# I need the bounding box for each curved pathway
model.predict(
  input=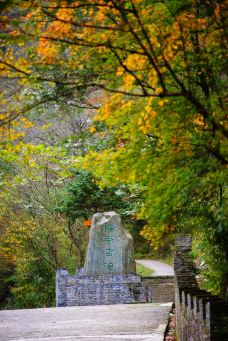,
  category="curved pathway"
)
[136,259,174,276]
